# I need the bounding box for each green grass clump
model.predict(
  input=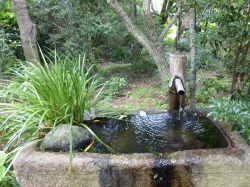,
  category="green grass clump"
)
[0,52,104,178]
